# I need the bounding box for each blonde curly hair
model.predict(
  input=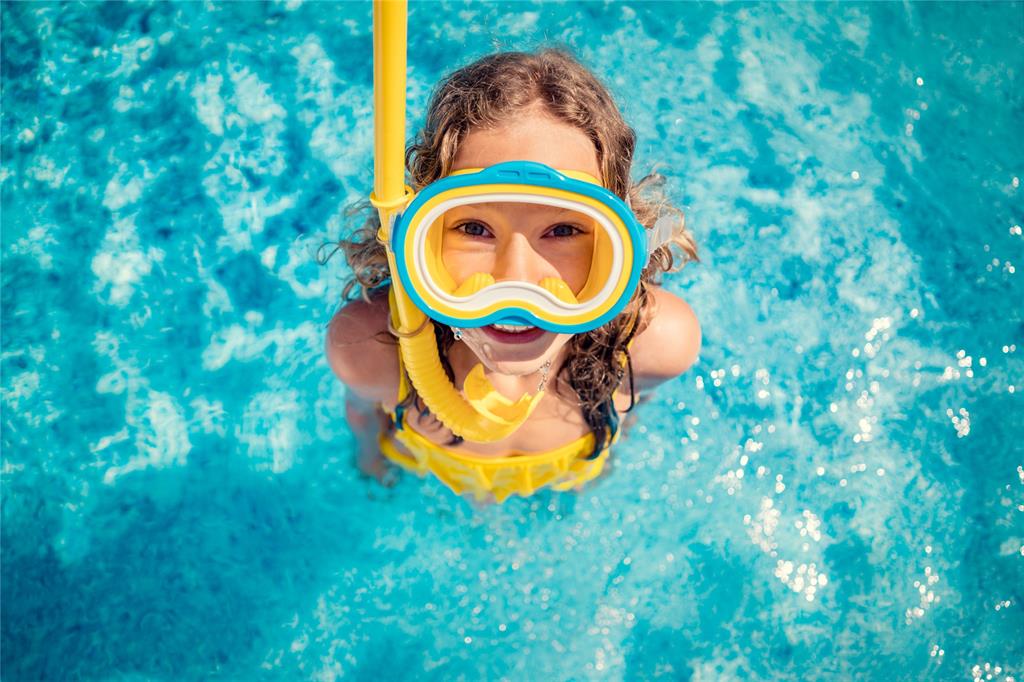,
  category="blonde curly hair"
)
[329,49,697,456]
